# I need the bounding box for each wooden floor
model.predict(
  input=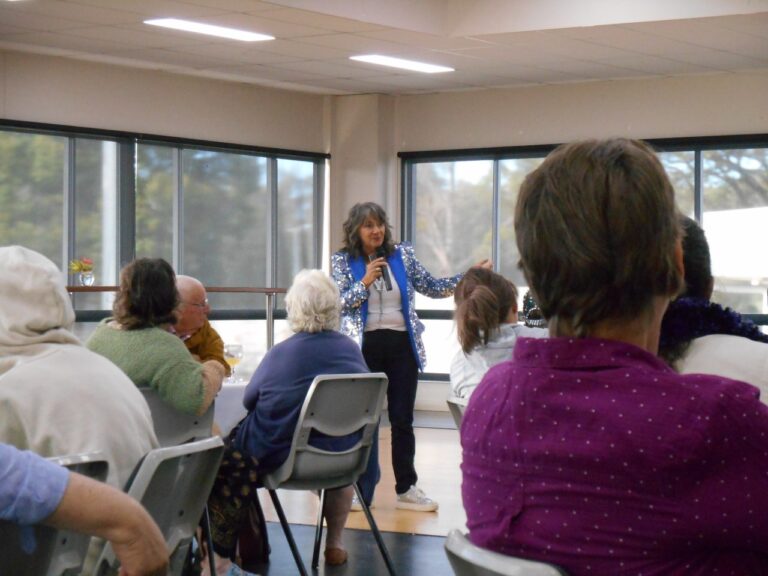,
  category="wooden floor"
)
[259,425,467,537]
